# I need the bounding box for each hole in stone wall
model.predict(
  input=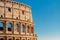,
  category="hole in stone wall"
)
[16,39,19,40]
[8,8,11,12]
[22,10,25,15]
[16,17,18,19]
[9,39,12,40]
[0,38,4,40]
